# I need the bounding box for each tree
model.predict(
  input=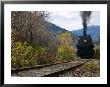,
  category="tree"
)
[56,32,76,61]
[11,11,48,43]
[11,11,57,49]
